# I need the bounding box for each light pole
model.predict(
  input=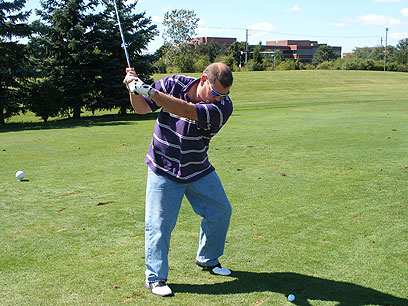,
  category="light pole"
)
[245,29,249,64]
[384,27,389,72]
